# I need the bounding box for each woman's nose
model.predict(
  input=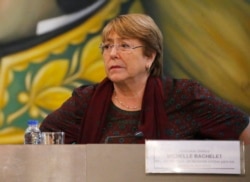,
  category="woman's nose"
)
[109,45,119,55]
